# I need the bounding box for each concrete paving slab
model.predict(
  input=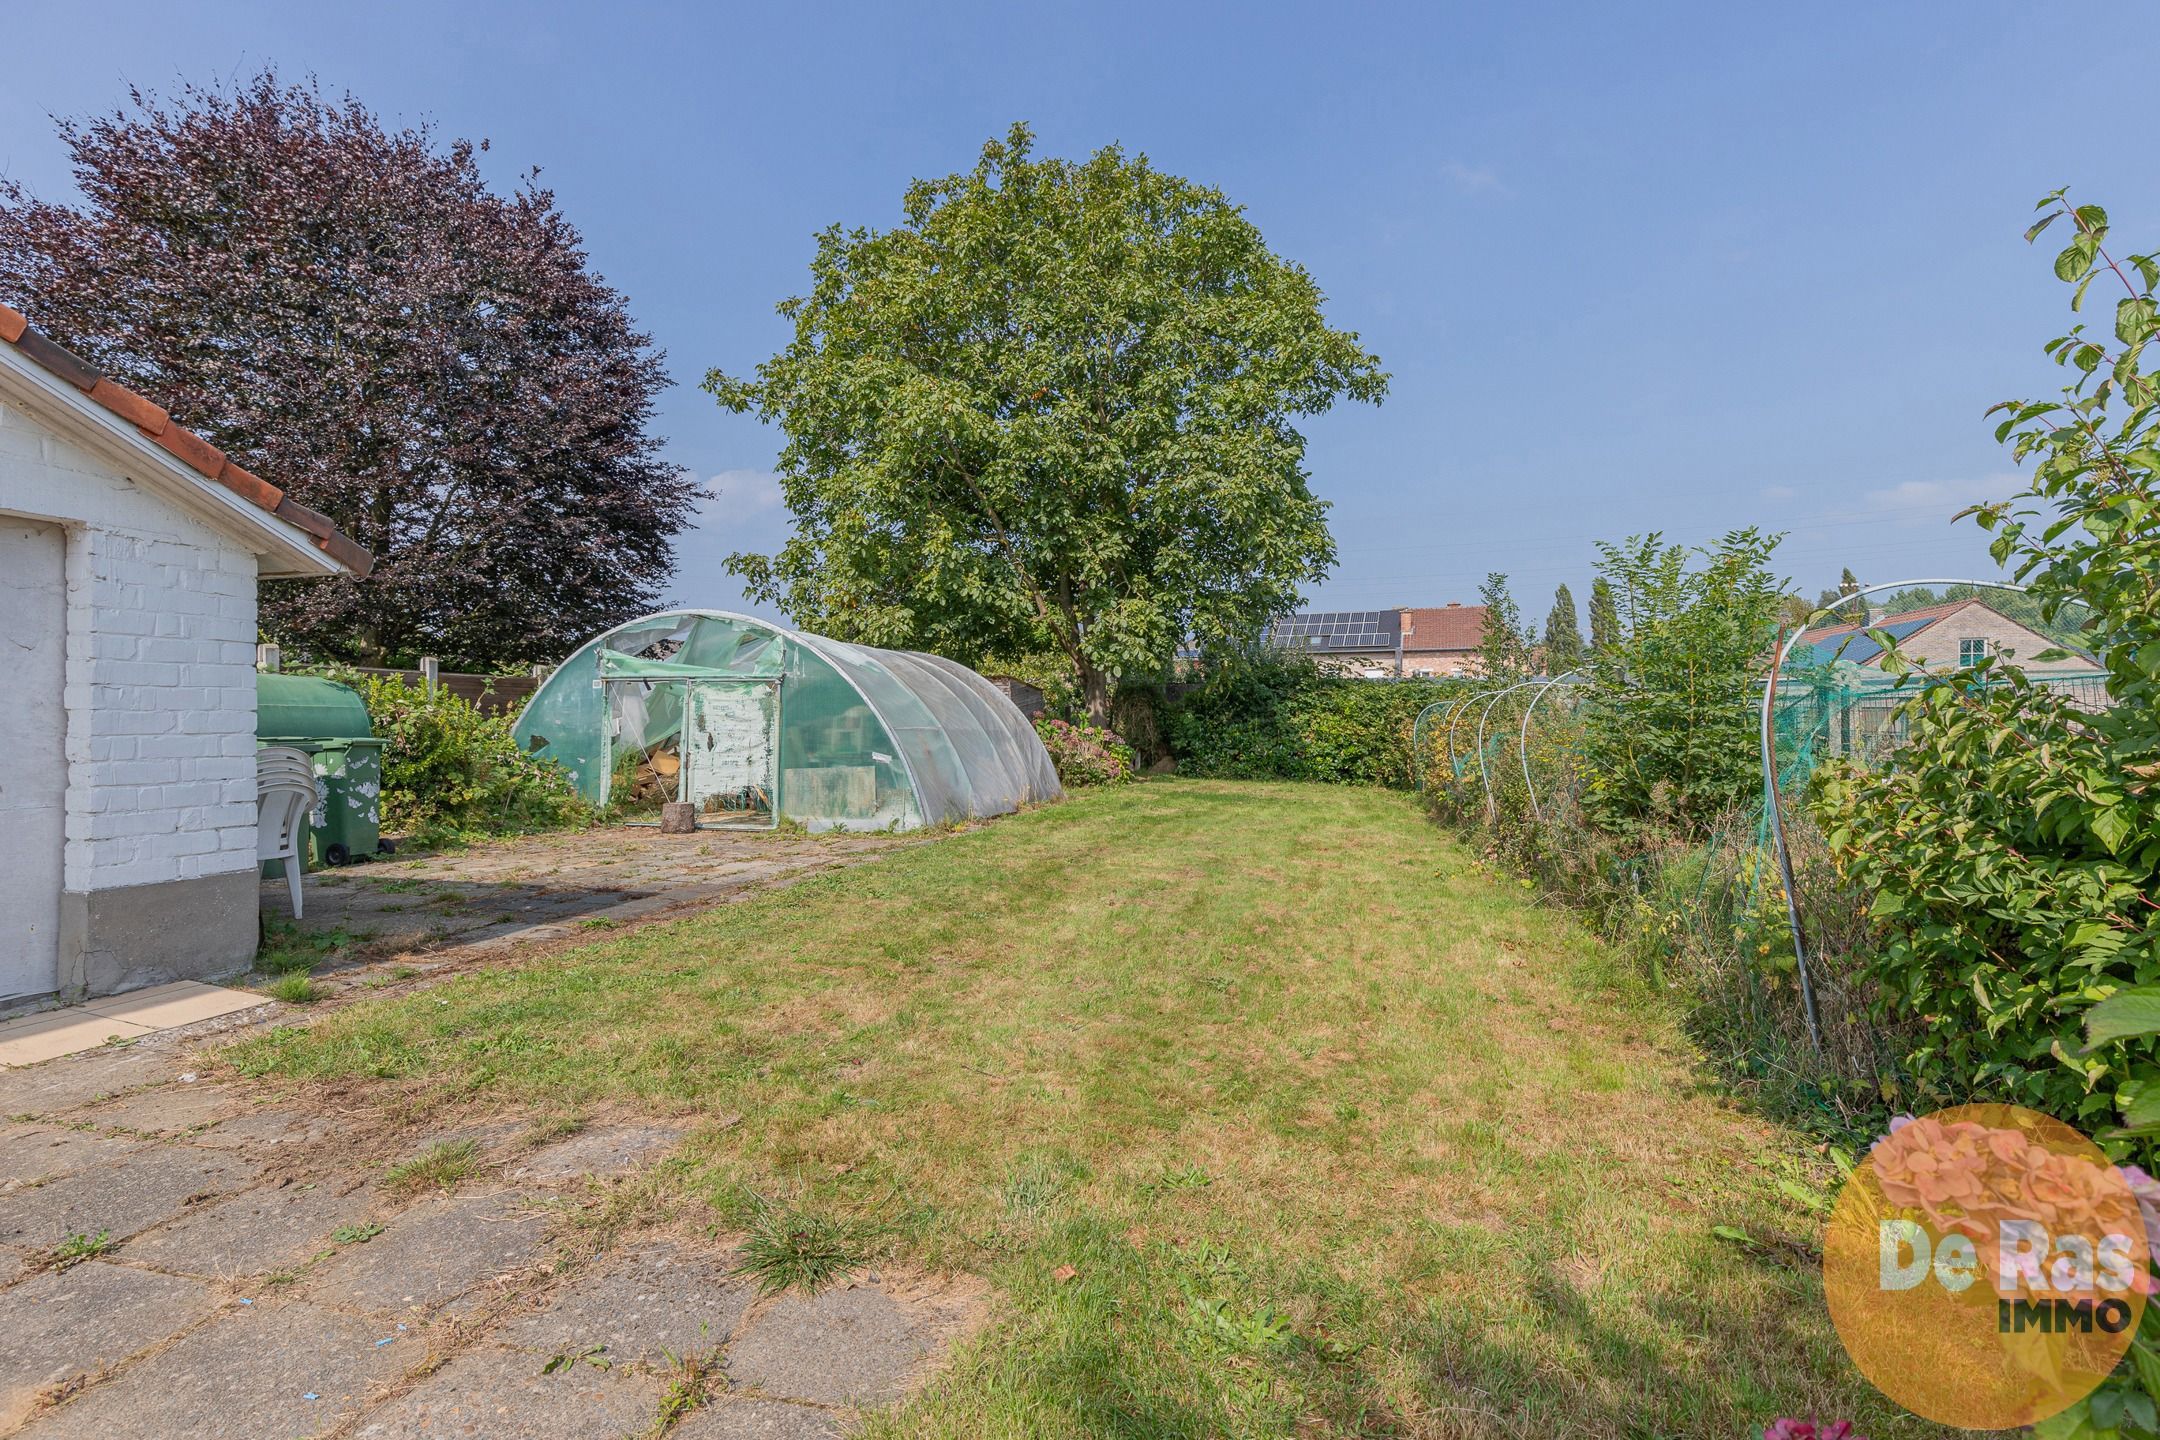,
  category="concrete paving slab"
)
[78,982,265,1031]
[0,1145,261,1249]
[0,1261,218,1429]
[121,1180,375,1279]
[506,1122,689,1183]
[308,1193,548,1319]
[492,1241,752,1366]
[0,1048,189,1118]
[725,1285,933,1406]
[0,1249,27,1289]
[0,1014,156,1069]
[76,1082,248,1137]
[351,1345,660,1438]
[190,1106,342,1150]
[669,1397,842,1439]
[0,1127,143,1189]
[16,1298,420,1439]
